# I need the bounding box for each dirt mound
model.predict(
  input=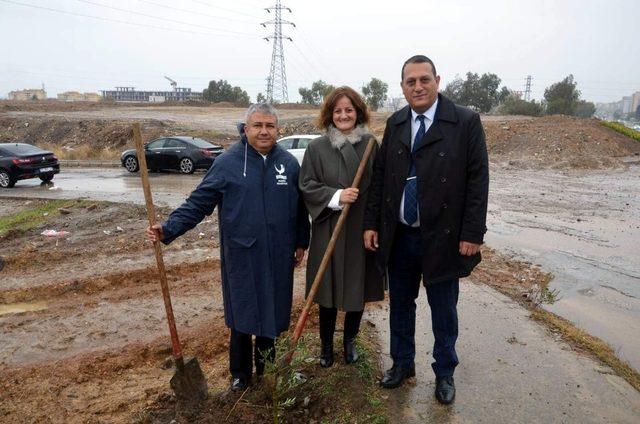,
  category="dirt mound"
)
[484,115,640,169]
[0,116,165,149]
[0,99,114,112]
[278,117,321,137]
[0,116,238,157]
[276,102,319,110]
